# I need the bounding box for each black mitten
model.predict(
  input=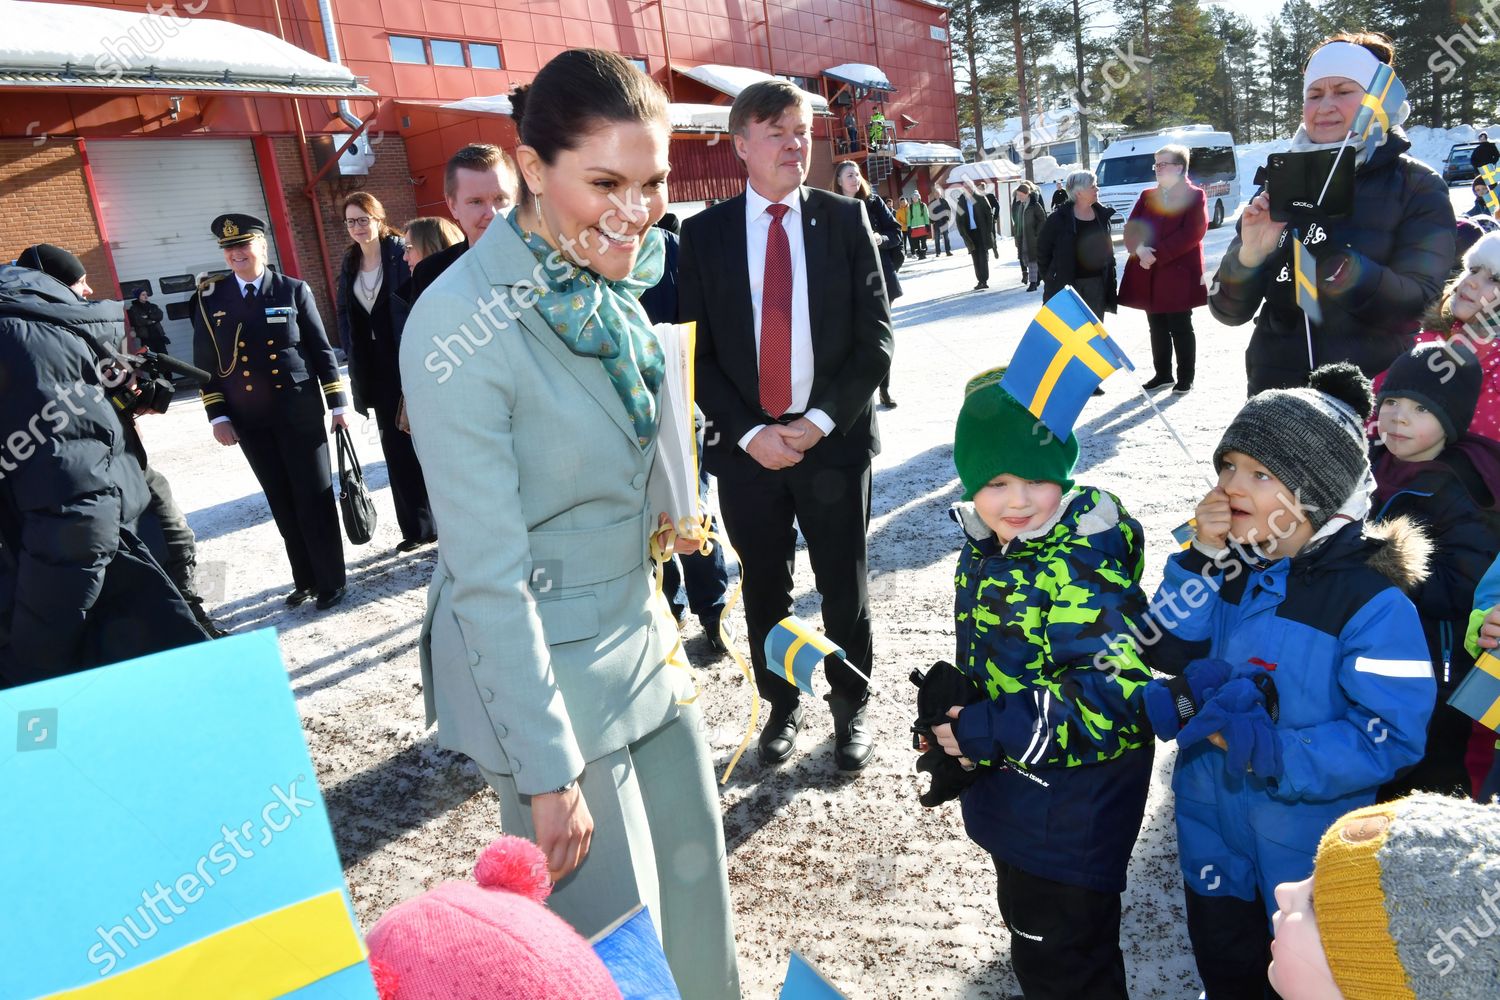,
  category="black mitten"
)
[916,746,978,807]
